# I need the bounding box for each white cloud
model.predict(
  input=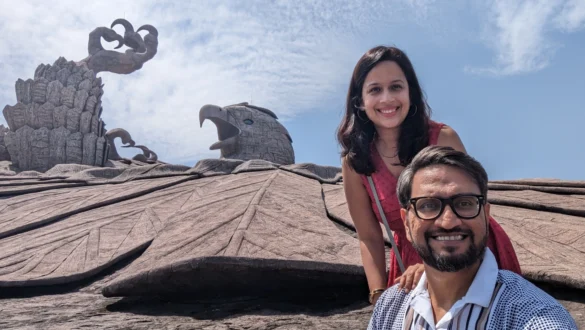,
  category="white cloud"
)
[554,0,585,32]
[1,0,442,165]
[2,0,580,165]
[467,0,585,76]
